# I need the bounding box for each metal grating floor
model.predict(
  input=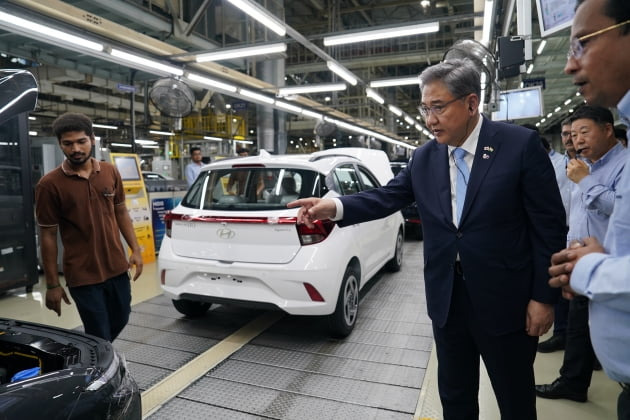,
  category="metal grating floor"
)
[115,239,433,419]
